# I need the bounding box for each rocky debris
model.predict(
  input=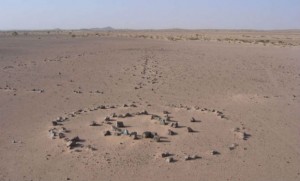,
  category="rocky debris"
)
[49,129,56,139]
[190,117,196,122]
[111,125,121,132]
[124,113,132,117]
[184,155,199,161]
[229,143,238,150]
[136,110,148,115]
[74,109,83,115]
[164,114,171,121]
[52,121,58,126]
[111,113,117,118]
[235,131,248,140]
[117,114,124,118]
[201,108,208,111]
[116,121,124,128]
[99,105,106,109]
[130,132,138,139]
[66,140,76,149]
[194,106,200,110]
[71,136,80,142]
[103,130,111,136]
[161,152,170,158]
[86,145,96,151]
[104,116,111,121]
[123,104,128,107]
[211,150,220,155]
[151,114,161,120]
[110,105,115,109]
[163,110,170,114]
[187,127,194,132]
[142,131,157,139]
[130,104,137,107]
[184,155,191,161]
[160,119,167,125]
[168,129,176,136]
[122,129,130,135]
[58,132,65,139]
[89,121,98,126]
[170,122,178,128]
[166,157,174,163]
[153,135,160,142]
